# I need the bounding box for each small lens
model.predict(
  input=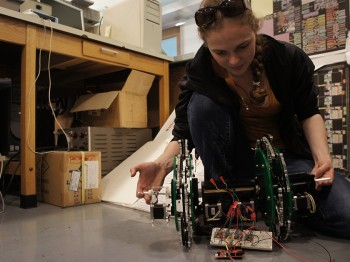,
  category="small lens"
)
[220,0,245,17]
[195,7,217,27]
